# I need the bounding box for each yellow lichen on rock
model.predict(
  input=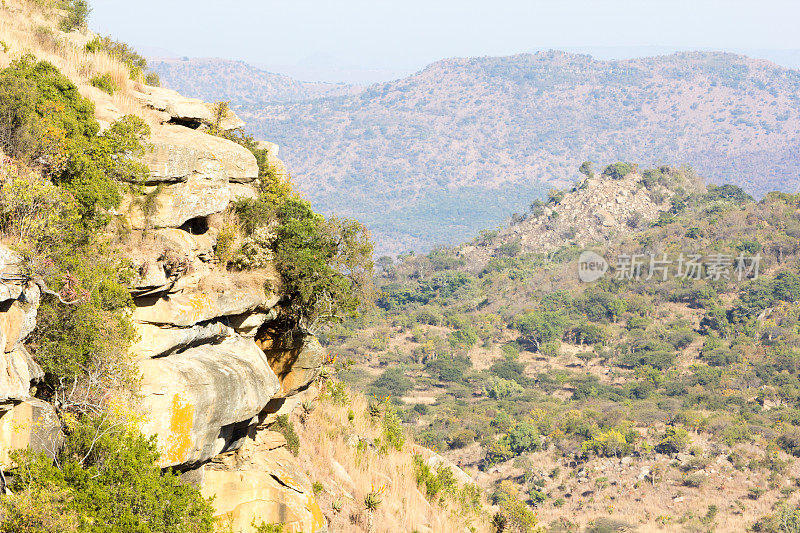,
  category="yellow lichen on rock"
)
[166,393,194,464]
